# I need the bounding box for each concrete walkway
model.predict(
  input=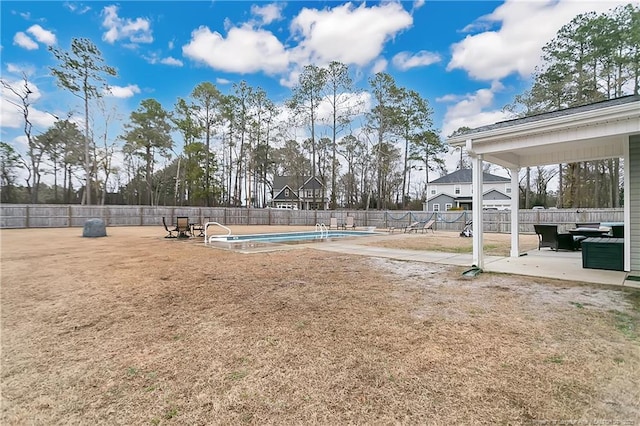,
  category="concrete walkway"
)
[315,240,639,289]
